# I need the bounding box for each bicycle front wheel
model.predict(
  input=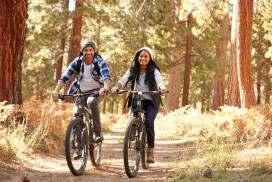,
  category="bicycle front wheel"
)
[123,117,140,178]
[141,124,149,169]
[89,122,102,166]
[65,118,87,176]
